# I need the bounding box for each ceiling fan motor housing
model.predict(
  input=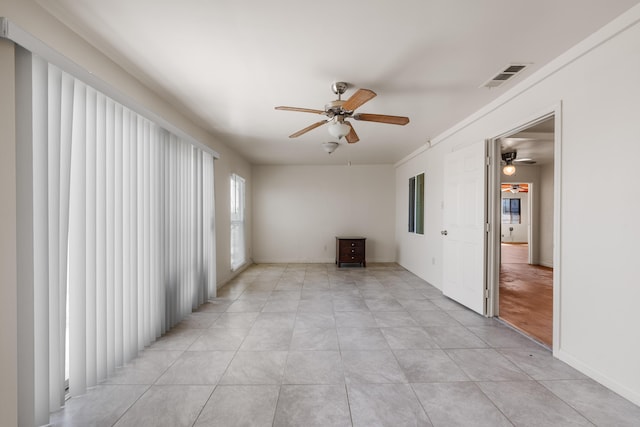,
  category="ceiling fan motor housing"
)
[325,100,345,116]
[327,82,351,117]
[502,151,517,163]
[331,81,348,96]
